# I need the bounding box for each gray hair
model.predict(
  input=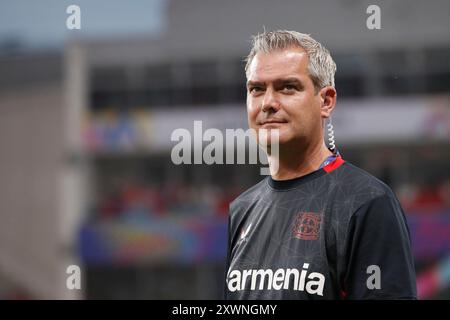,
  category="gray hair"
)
[245,30,337,90]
